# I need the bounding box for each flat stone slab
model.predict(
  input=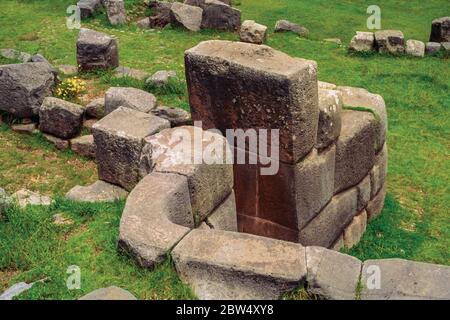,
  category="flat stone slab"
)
[202,191,237,231]
[12,189,52,208]
[316,88,342,150]
[79,286,136,300]
[66,180,128,203]
[105,87,157,115]
[70,135,96,159]
[361,259,450,300]
[172,229,307,300]
[306,246,362,300]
